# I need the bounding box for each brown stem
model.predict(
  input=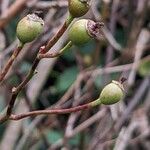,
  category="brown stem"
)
[0,44,23,83]
[38,41,73,59]
[0,112,8,123]
[6,92,18,117]
[14,58,39,93]
[45,15,73,51]
[9,103,91,121]
[14,17,73,92]
[0,14,74,124]
[38,51,63,59]
[0,59,39,124]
